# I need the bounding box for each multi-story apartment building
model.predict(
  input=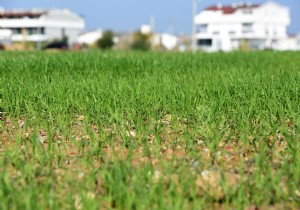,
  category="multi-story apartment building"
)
[0,7,85,47]
[194,1,291,51]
